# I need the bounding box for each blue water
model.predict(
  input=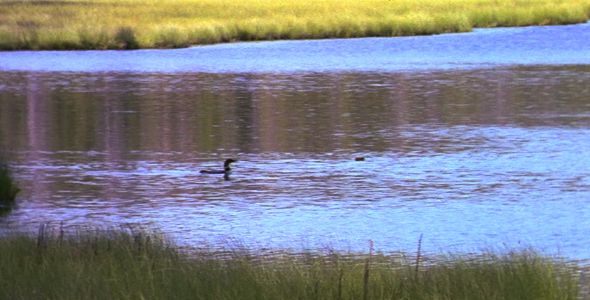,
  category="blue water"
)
[1,23,590,260]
